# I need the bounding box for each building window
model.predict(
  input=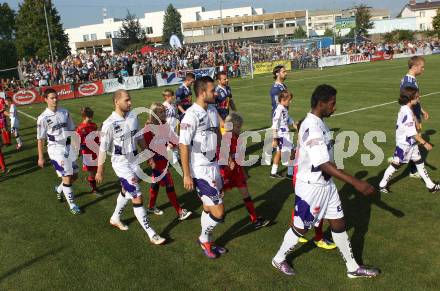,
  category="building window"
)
[419,11,425,17]
[146,27,153,34]
[234,26,243,32]
[267,23,274,29]
[105,32,112,39]
[244,26,253,31]
[286,22,296,27]
[90,33,97,41]
[276,22,284,28]
[420,23,425,30]
[113,31,120,38]
[83,34,89,41]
